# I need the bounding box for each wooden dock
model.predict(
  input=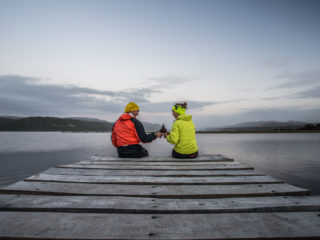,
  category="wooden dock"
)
[0,154,319,239]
